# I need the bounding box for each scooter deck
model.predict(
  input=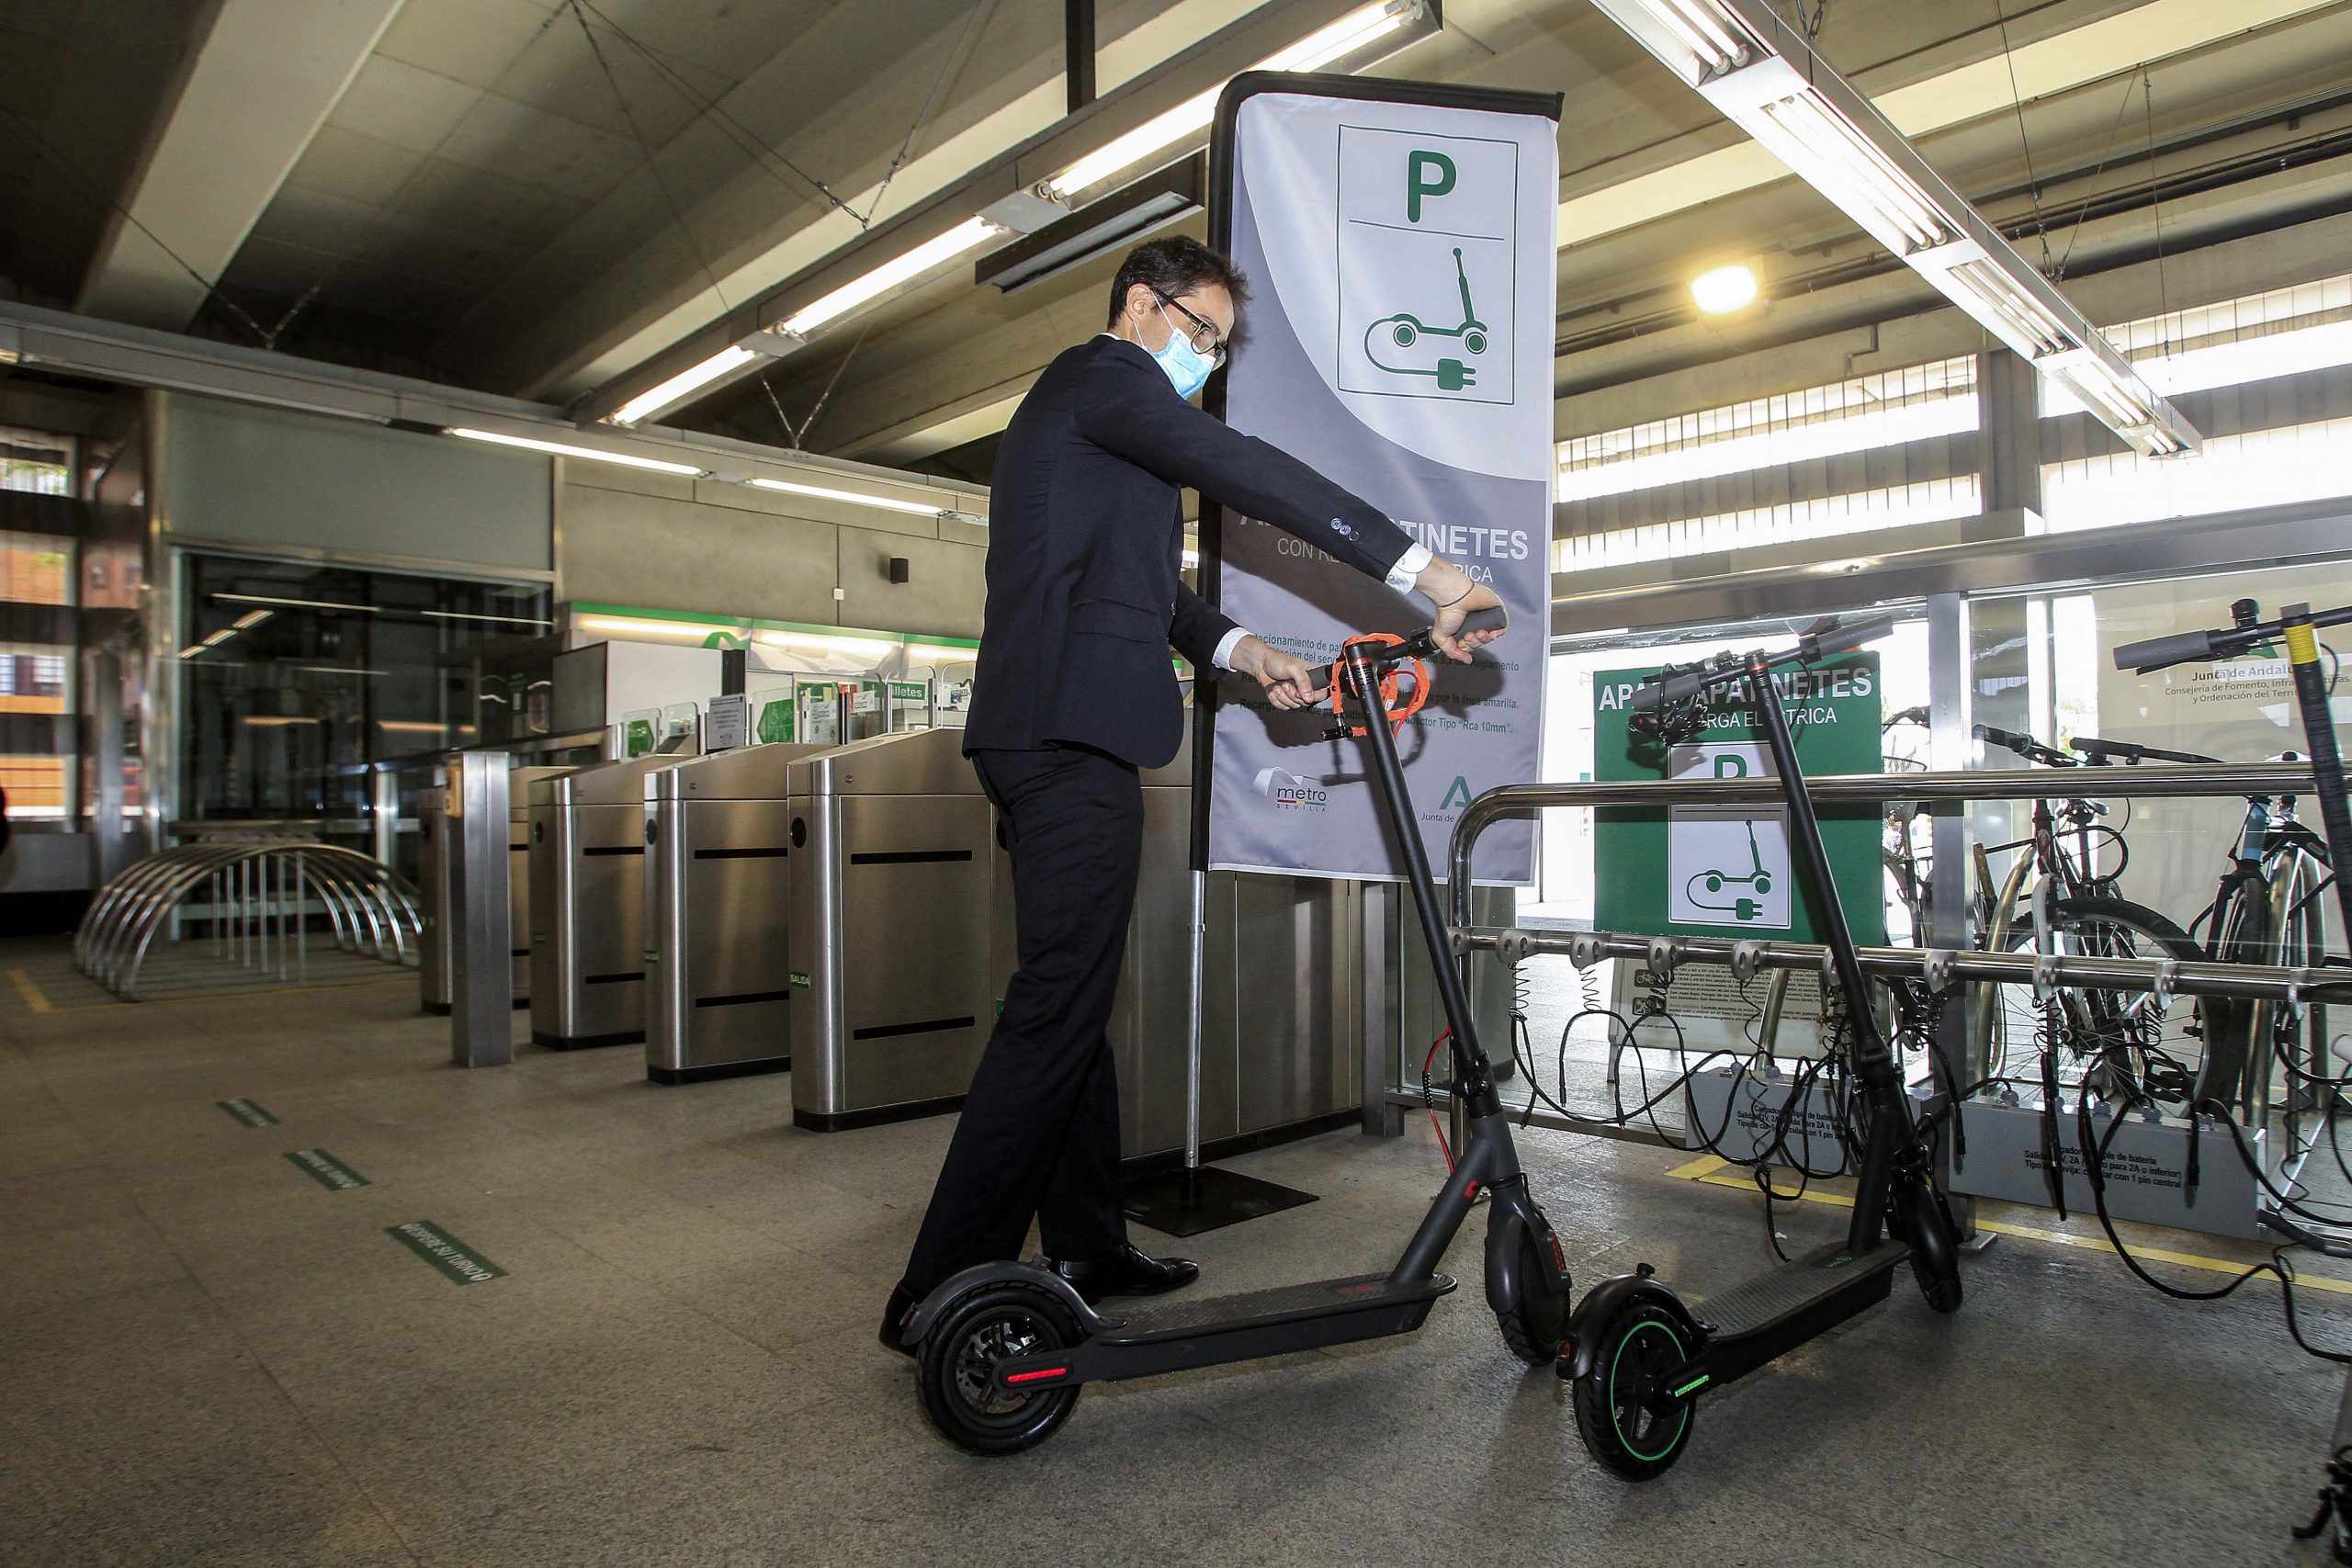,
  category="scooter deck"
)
[1682,1238,1905,1388]
[1102,1272,1454,1343]
[1001,1272,1457,1390]
[1695,1239,1906,1336]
